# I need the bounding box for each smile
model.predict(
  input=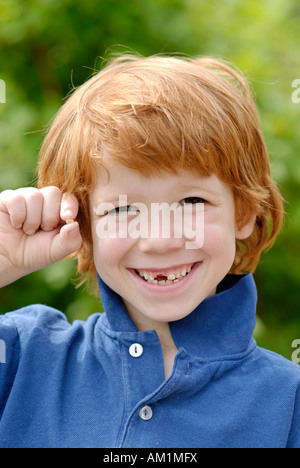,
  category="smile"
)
[134,263,196,285]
